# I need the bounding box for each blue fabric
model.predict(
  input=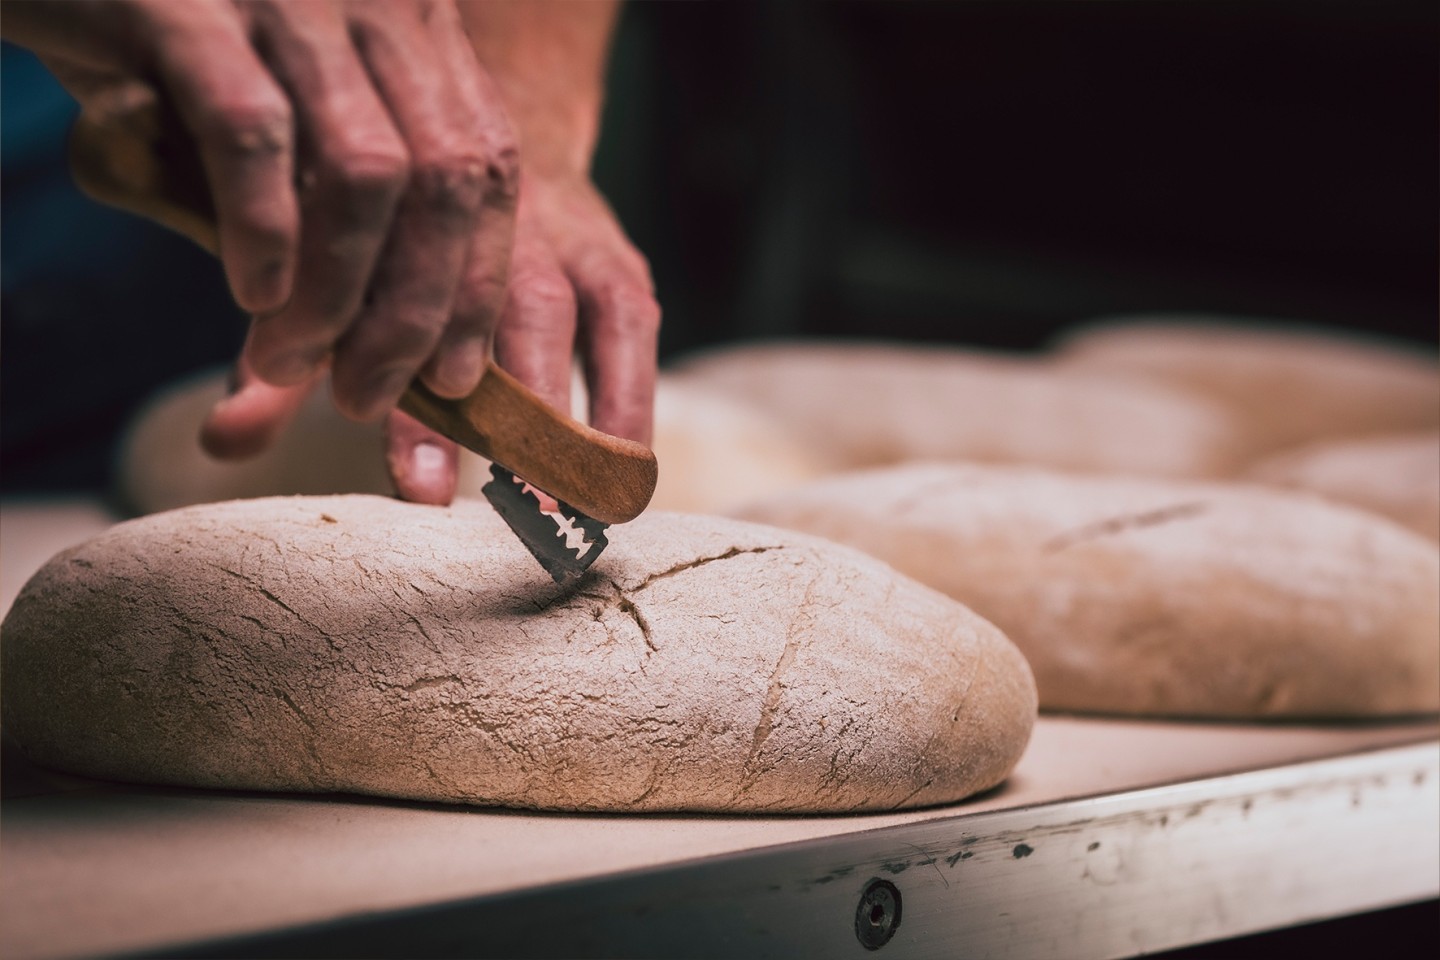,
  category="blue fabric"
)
[1,43,246,492]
